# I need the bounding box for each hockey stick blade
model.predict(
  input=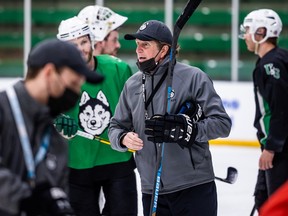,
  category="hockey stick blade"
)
[215,167,238,184]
